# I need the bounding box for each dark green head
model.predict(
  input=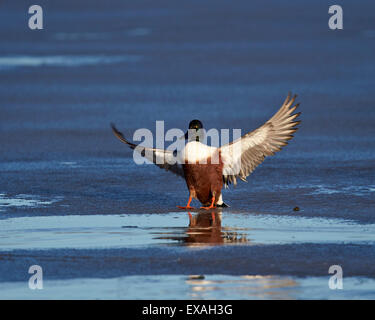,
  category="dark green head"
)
[185,119,204,141]
[188,119,203,131]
